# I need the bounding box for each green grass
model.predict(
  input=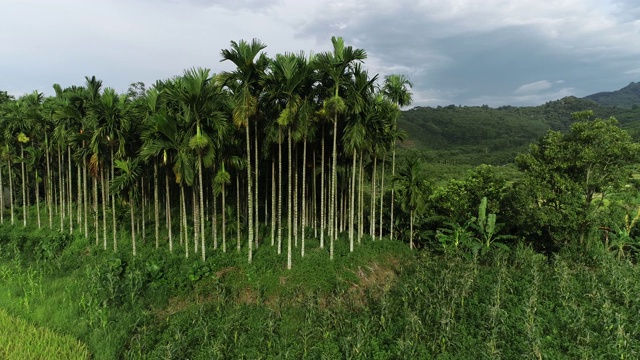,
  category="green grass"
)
[0,308,89,360]
[1,220,640,359]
